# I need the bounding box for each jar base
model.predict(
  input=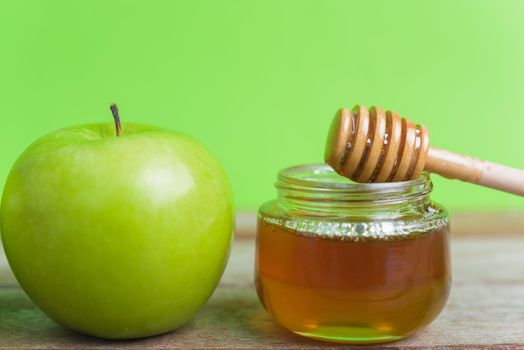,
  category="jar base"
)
[293,325,405,344]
